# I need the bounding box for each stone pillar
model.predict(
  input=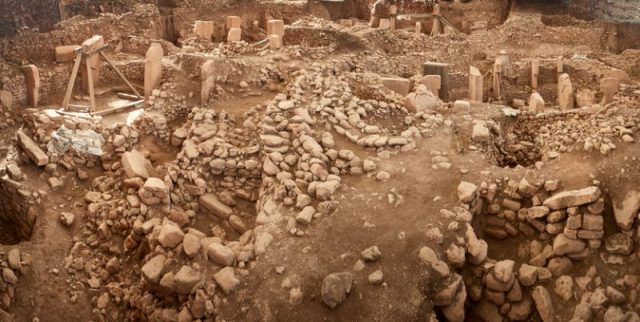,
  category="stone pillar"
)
[200,60,215,104]
[213,22,226,43]
[379,19,390,30]
[415,22,422,34]
[0,90,12,108]
[423,62,449,101]
[370,16,380,28]
[432,18,441,35]
[557,73,574,110]
[269,35,283,49]
[55,45,80,63]
[267,20,285,37]
[227,28,242,43]
[80,35,104,93]
[556,57,563,77]
[469,66,483,103]
[194,21,214,39]
[389,5,397,15]
[144,43,164,100]
[492,61,502,102]
[226,16,242,30]
[21,65,40,108]
[529,92,545,112]
[600,77,619,105]
[389,5,397,30]
[531,58,539,91]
